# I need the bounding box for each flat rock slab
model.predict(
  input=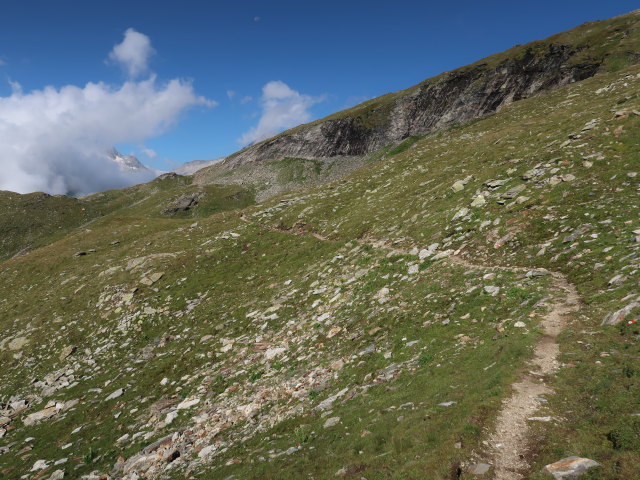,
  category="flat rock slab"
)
[543,456,600,479]
[469,463,491,475]
[105,388,124,401]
